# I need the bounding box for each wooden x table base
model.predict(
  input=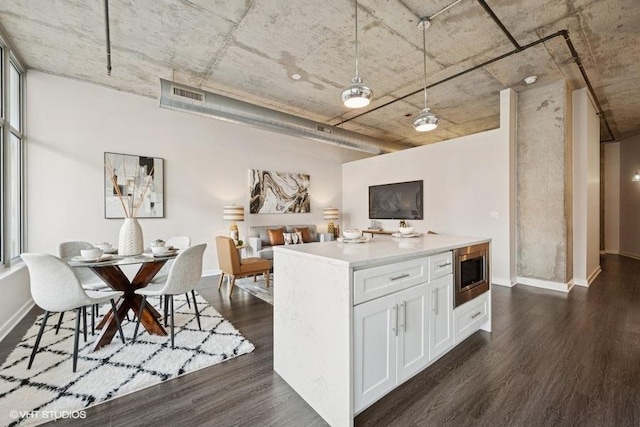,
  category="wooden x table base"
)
[89,260,168,351]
